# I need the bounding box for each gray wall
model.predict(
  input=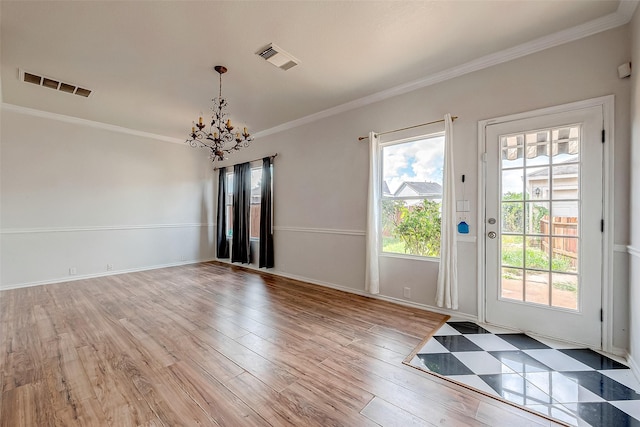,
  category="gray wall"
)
[1,108,216,286]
